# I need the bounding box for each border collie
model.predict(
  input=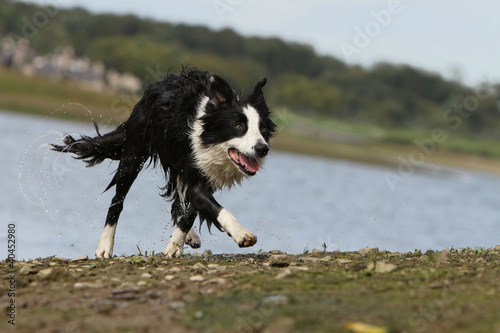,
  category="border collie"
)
[52,68,277,258]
